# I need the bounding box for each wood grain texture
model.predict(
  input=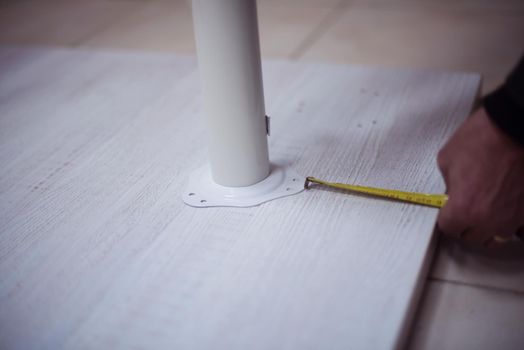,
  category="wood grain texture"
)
[0,47,480,350]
